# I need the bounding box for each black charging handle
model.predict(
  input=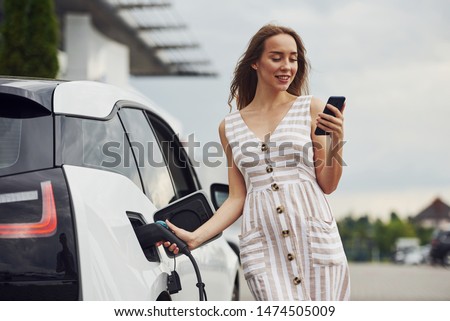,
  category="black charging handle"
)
[135,221,190,255]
